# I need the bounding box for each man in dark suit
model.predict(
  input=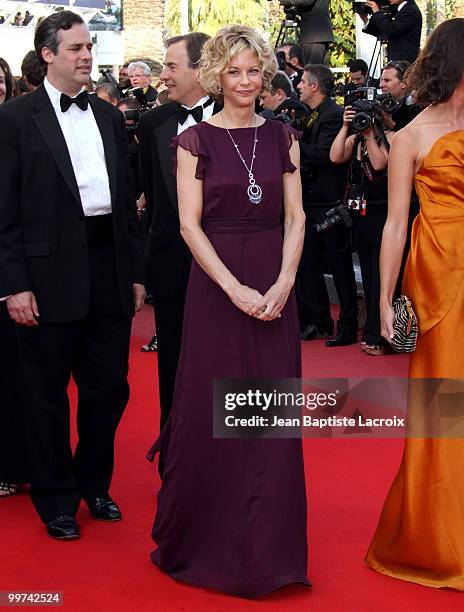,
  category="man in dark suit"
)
[281,0,333,65]
[138,33,221,476]
[362,0,422,64]
[297,64,358,346]
[0,11,145,539]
